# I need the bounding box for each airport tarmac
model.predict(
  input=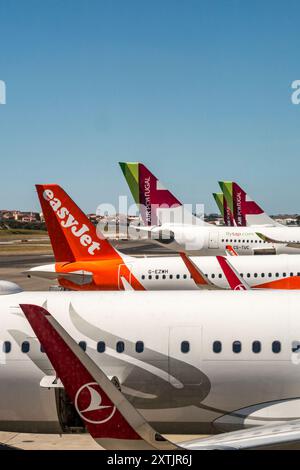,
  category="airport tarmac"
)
[0,432,203,450]
[0,239,178,290]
